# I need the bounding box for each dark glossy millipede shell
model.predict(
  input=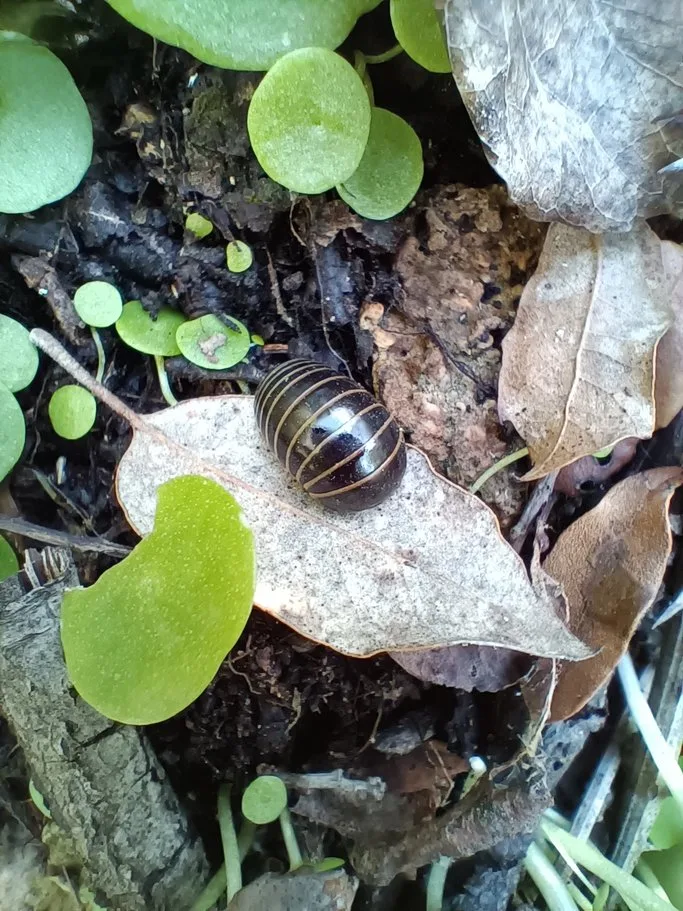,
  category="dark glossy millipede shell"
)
[254,359,406,512]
